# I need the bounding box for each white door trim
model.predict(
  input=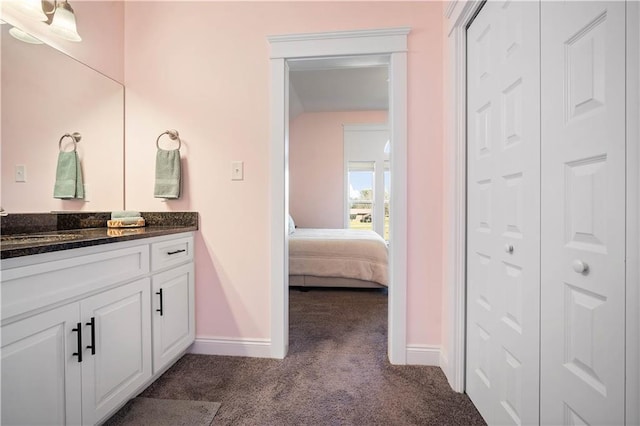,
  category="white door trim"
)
[268,27,410,364]
[443,0,485,391]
